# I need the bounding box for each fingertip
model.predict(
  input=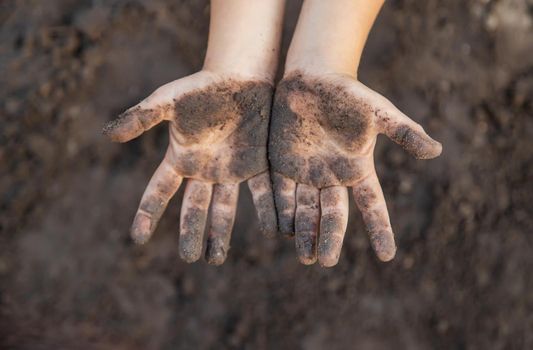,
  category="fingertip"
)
[390,125,443,160]
[418,139,442,160]
[130,214,151,245]
[102,115,141,143]
[179,249,202,264]
[103,106,164,143]
[318,255,339,268]
[298,255,317,265]
[179,236,203,263]
[317,236,343,267]
[296,235,318,265]
[206,257,225,266]
[131,233,149,245]
[102,120,122,142]
[205,246,227,266]
[371,231,397,262]
[376,249,396,262]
